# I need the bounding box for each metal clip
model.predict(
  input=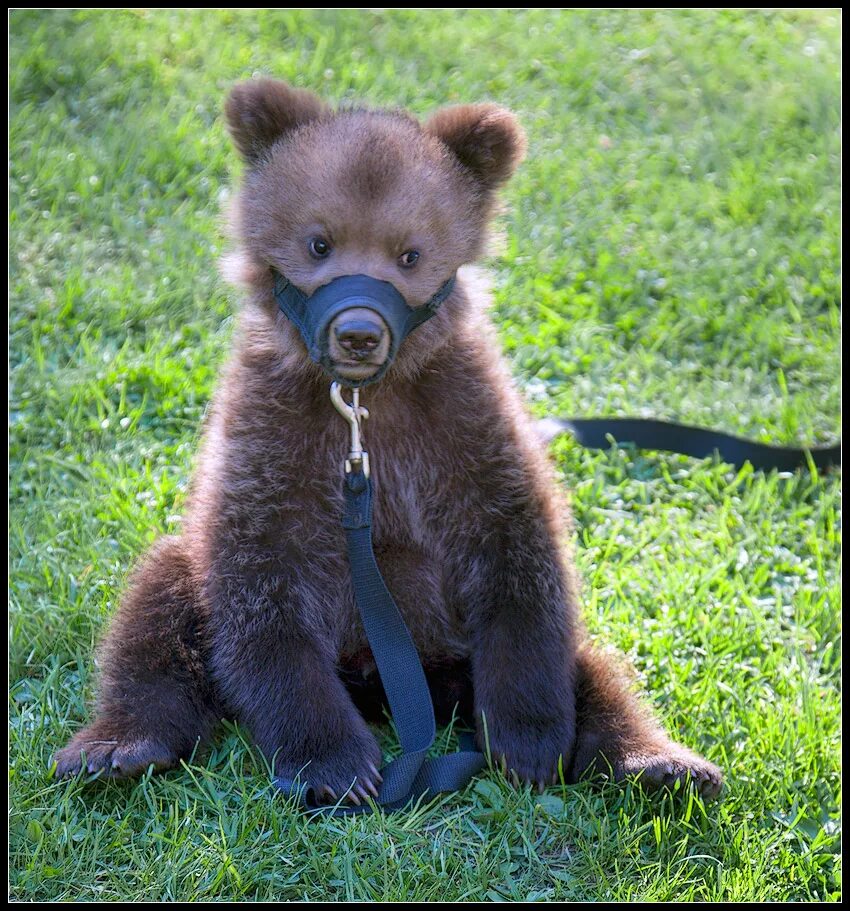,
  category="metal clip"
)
[330,382,370,478]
